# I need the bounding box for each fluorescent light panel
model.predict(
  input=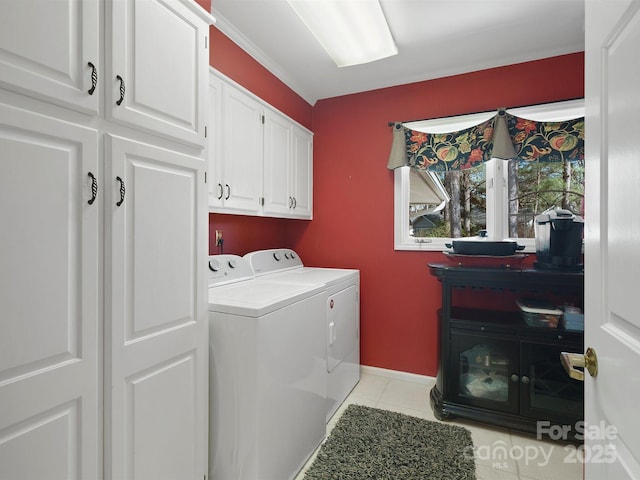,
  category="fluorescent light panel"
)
[287,0,398,68]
